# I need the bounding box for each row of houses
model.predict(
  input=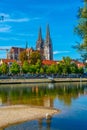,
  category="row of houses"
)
[0,58,85,68]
